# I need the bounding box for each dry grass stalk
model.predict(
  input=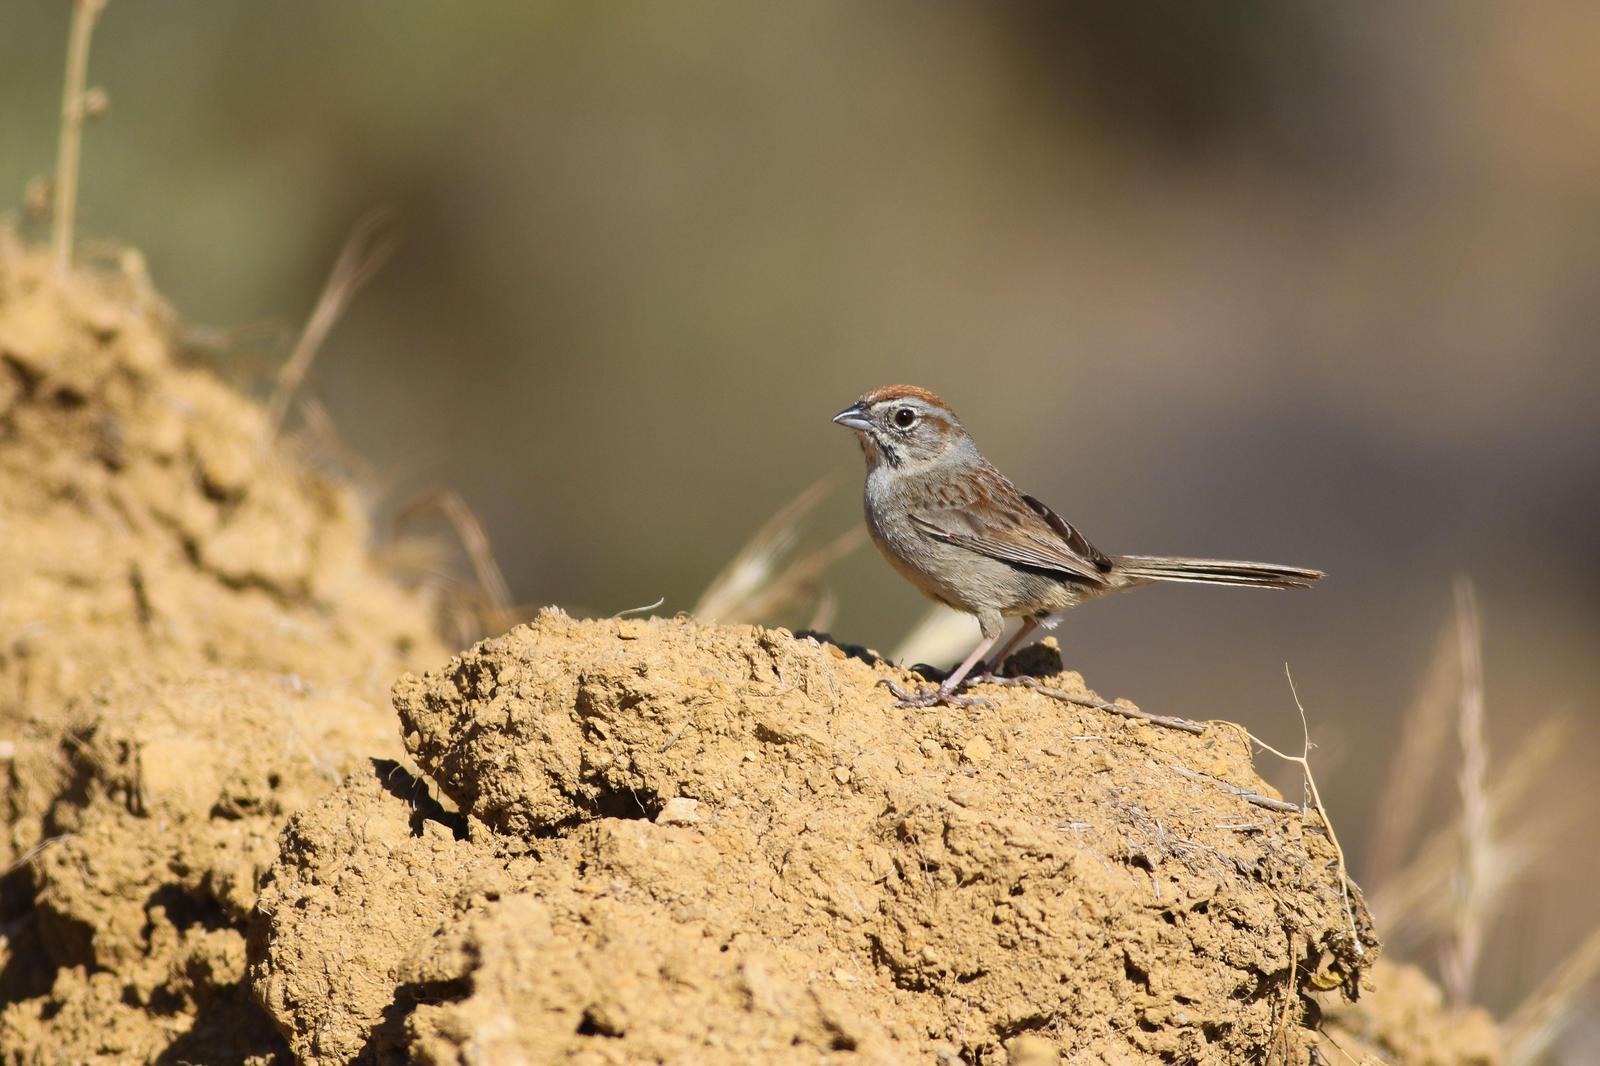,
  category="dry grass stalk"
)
[693,480,863,626]
[807,587,839,634]
[287,397,380,487]
[1365,623,1458,889]
[2,834,68,878]
[265,209,397,439]
[1166,763,1302,809]
[391,488,515,637]
[892,604,979,669]
[1502,925,1600,1066]
[1441,578,1490,1007]
[51,0,107,274]
[1370,715,1567,947]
